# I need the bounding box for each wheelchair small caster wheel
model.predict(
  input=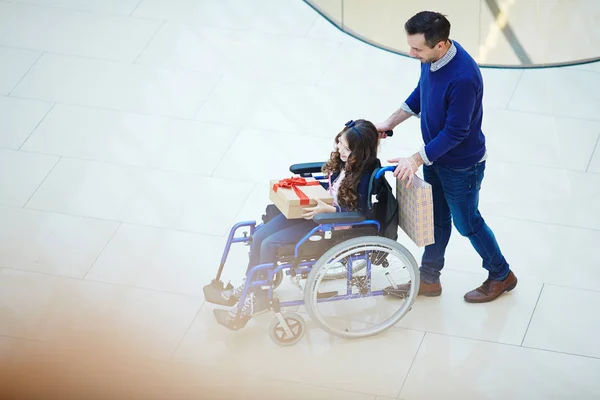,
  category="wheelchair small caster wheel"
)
[269,312,305,346]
